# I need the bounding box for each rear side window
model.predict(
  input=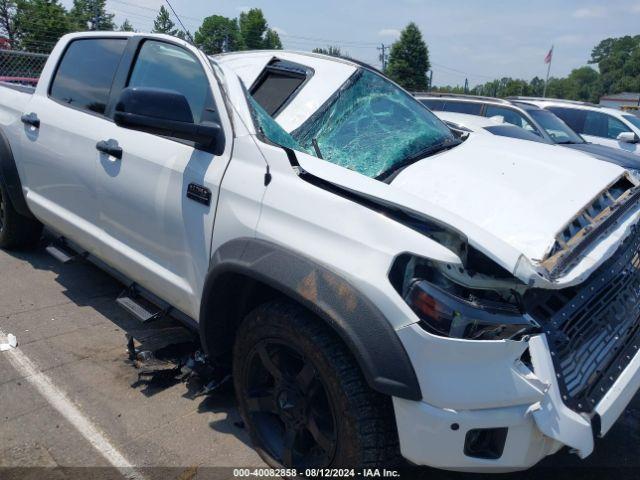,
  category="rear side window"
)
[420,99,445,110]
[547,107,586,133]
[127,40,210,123]
[50,38,127,115]
[442,101,482,115]
[251,59,311,116]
